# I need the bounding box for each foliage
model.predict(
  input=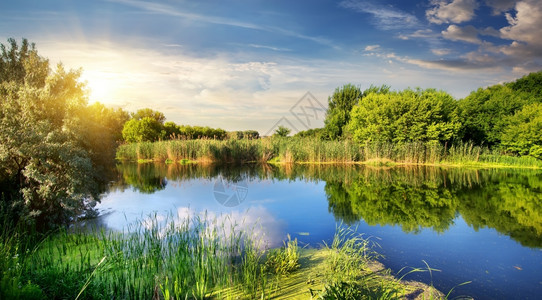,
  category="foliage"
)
[500,103,542,160]
[227,130,260,140]
[177,124,227,140]
[508,70,542,99]
[294,127,324,139]
[0,38,110,227]
[459,84,524,146]
[459,71,542,147]
[122,117,164,143]
[122,108,231,142]
[79,102,130,167]
[323,84,363,140]
[347,88,461,145]
[323,84,390,140]
[131,107,165,124]
[274,125,291,137]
